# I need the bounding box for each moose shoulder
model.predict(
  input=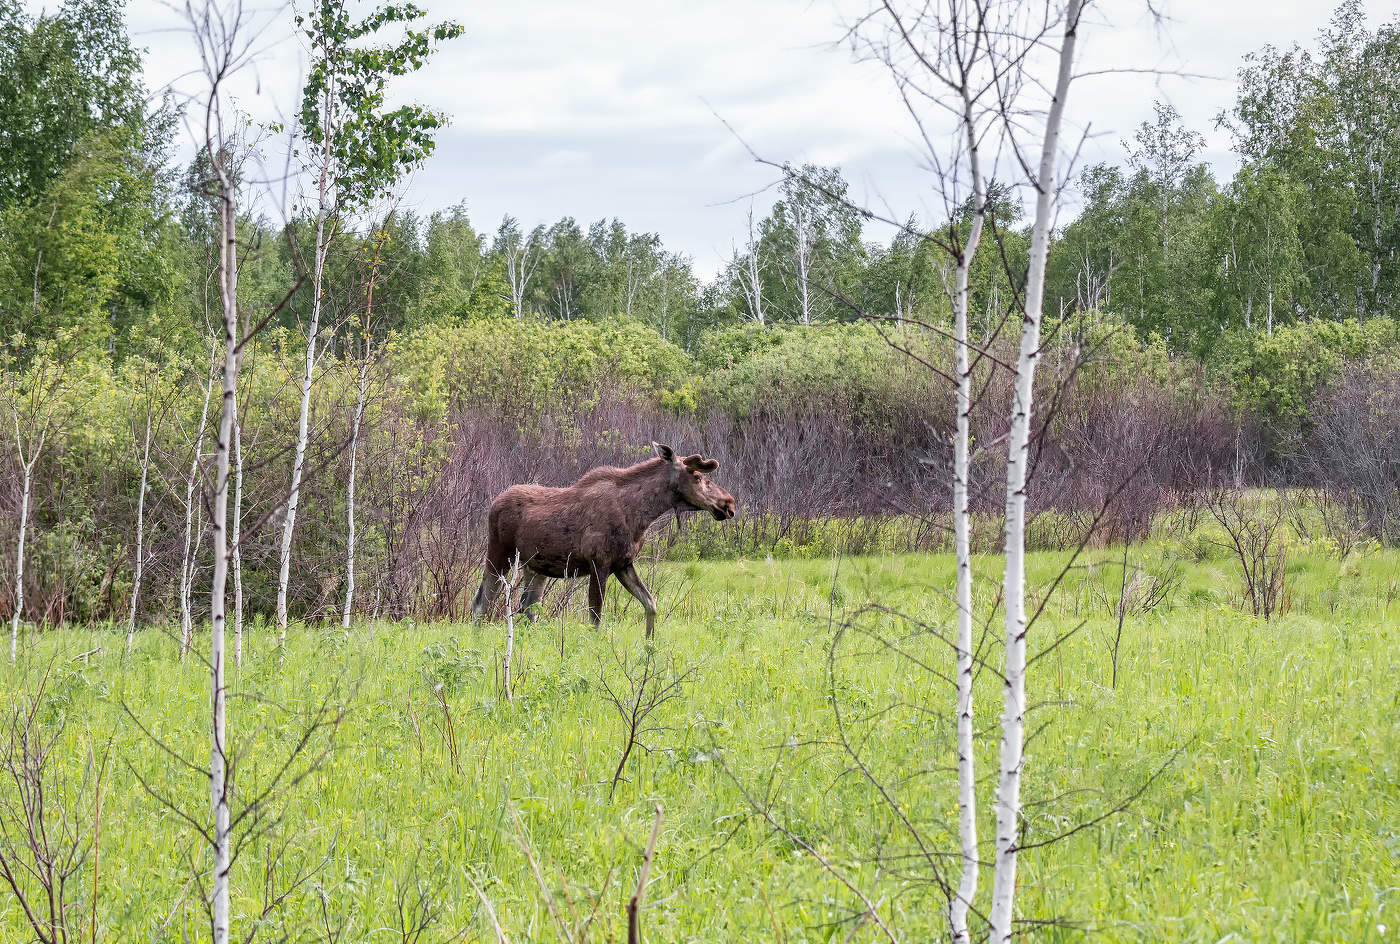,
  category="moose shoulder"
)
[471,443,737,638]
